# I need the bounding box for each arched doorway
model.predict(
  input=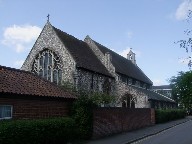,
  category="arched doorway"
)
[122,100,126,108]
[131,100,135,108]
